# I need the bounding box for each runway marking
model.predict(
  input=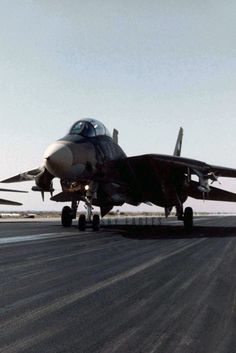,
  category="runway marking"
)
[0,231,91,244]
[1,238,205,336]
